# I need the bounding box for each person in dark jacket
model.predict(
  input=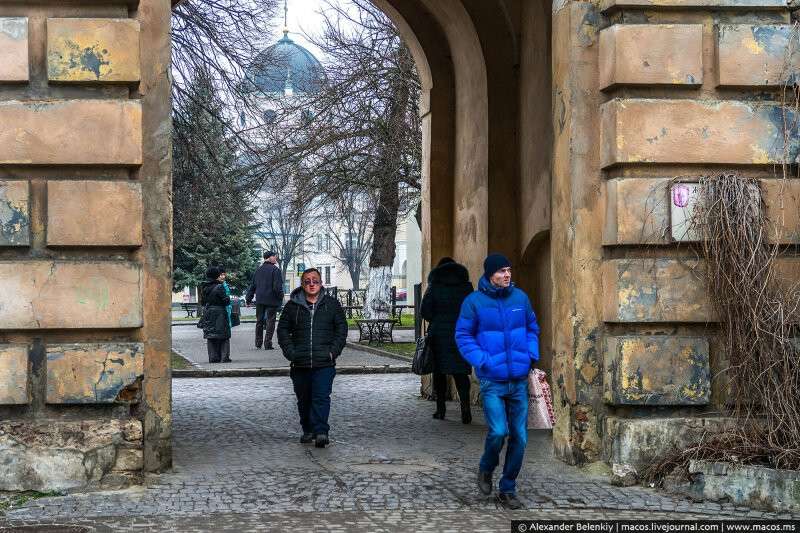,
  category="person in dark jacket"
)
[246,251,284,350]
[277,268,348,448]
[420,257,474,423]
[200,266,232,364]
[455,253,540,510]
